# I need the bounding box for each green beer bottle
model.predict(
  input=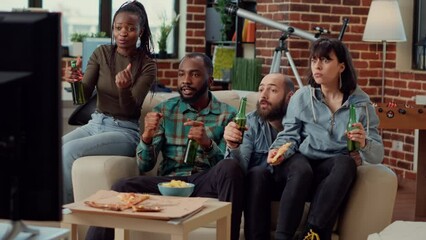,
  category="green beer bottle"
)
[70,60,86,105]
[183,139,199,165]
[347,104,360,152]
[234,97,247,144]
